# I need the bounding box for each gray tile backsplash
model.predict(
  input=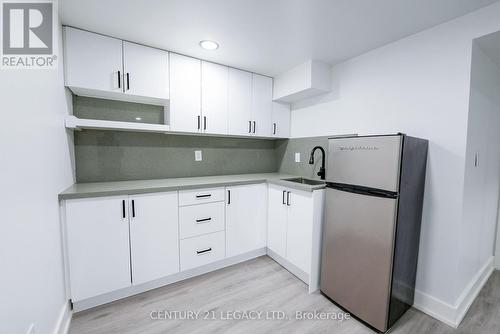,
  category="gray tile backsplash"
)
[72,97,332,183]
